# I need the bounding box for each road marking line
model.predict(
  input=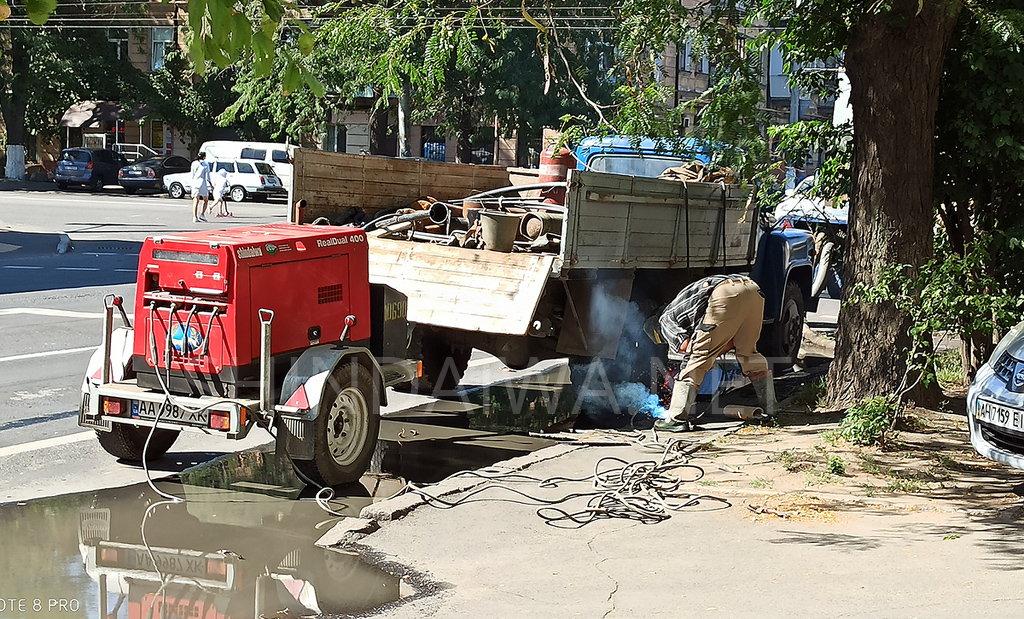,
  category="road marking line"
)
[0,346,95,363]
[2,265,43,269]
[0,431,95,458]
[114,269,136,272]
[0,308,105,319]
[56,267,100,271]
